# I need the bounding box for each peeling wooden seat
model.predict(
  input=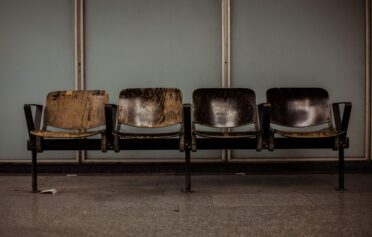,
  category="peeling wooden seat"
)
[30,130,103,138]
[192,88,265,148]
[105,88,191,190]
[266,88,352,190]
[114,131,180,139]
[110,88,184,145]
[195,130,261,139]
[117,88,182,126]
[189,88,269,191]
[29,90,108,141]
[42,90,107,130]
[24,90,109,192]
[273,129,345,139]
